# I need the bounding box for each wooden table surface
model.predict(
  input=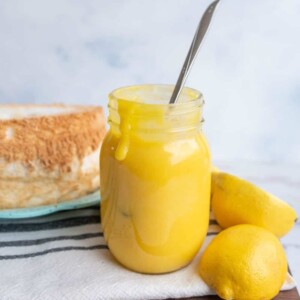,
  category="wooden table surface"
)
[175,287,300,299]
[170,268,300,300]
